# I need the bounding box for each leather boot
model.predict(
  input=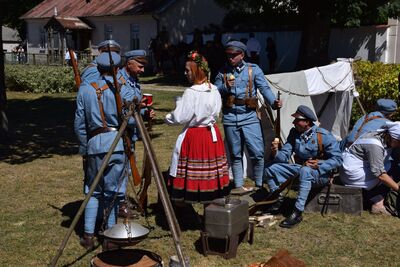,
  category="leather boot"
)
[279,208,303,228]
[80,233,95,250]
